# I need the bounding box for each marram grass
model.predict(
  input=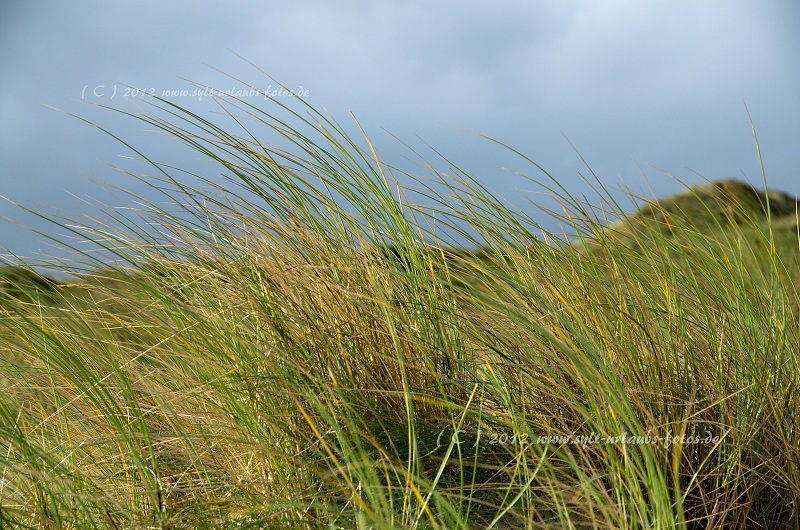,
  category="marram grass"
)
[1,88,799,529]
